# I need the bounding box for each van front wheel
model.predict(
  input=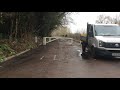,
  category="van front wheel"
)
[91,47,97,59]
